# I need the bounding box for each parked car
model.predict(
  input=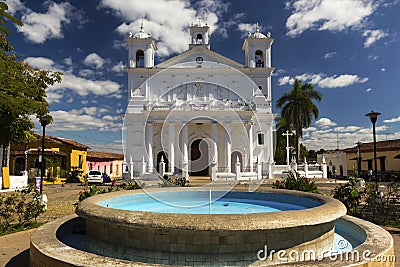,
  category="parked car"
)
[87,170,102,183]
